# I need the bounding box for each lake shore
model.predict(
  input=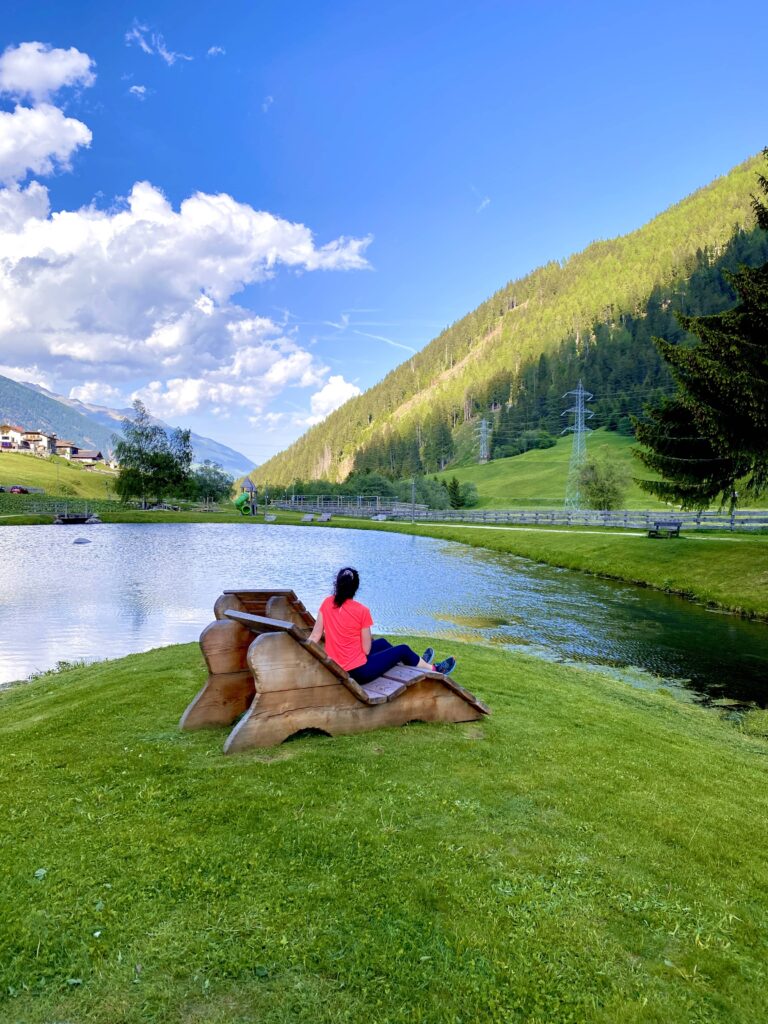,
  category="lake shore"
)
[2,639,768,1023]
[3,507,766,619]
